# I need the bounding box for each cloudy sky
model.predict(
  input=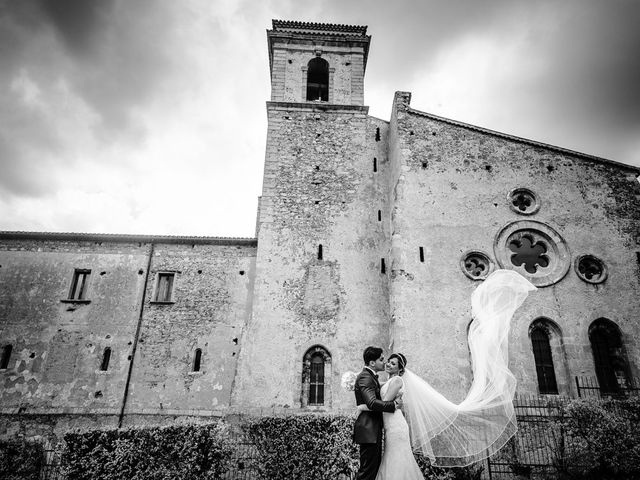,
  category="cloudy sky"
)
[1,0,639,238]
